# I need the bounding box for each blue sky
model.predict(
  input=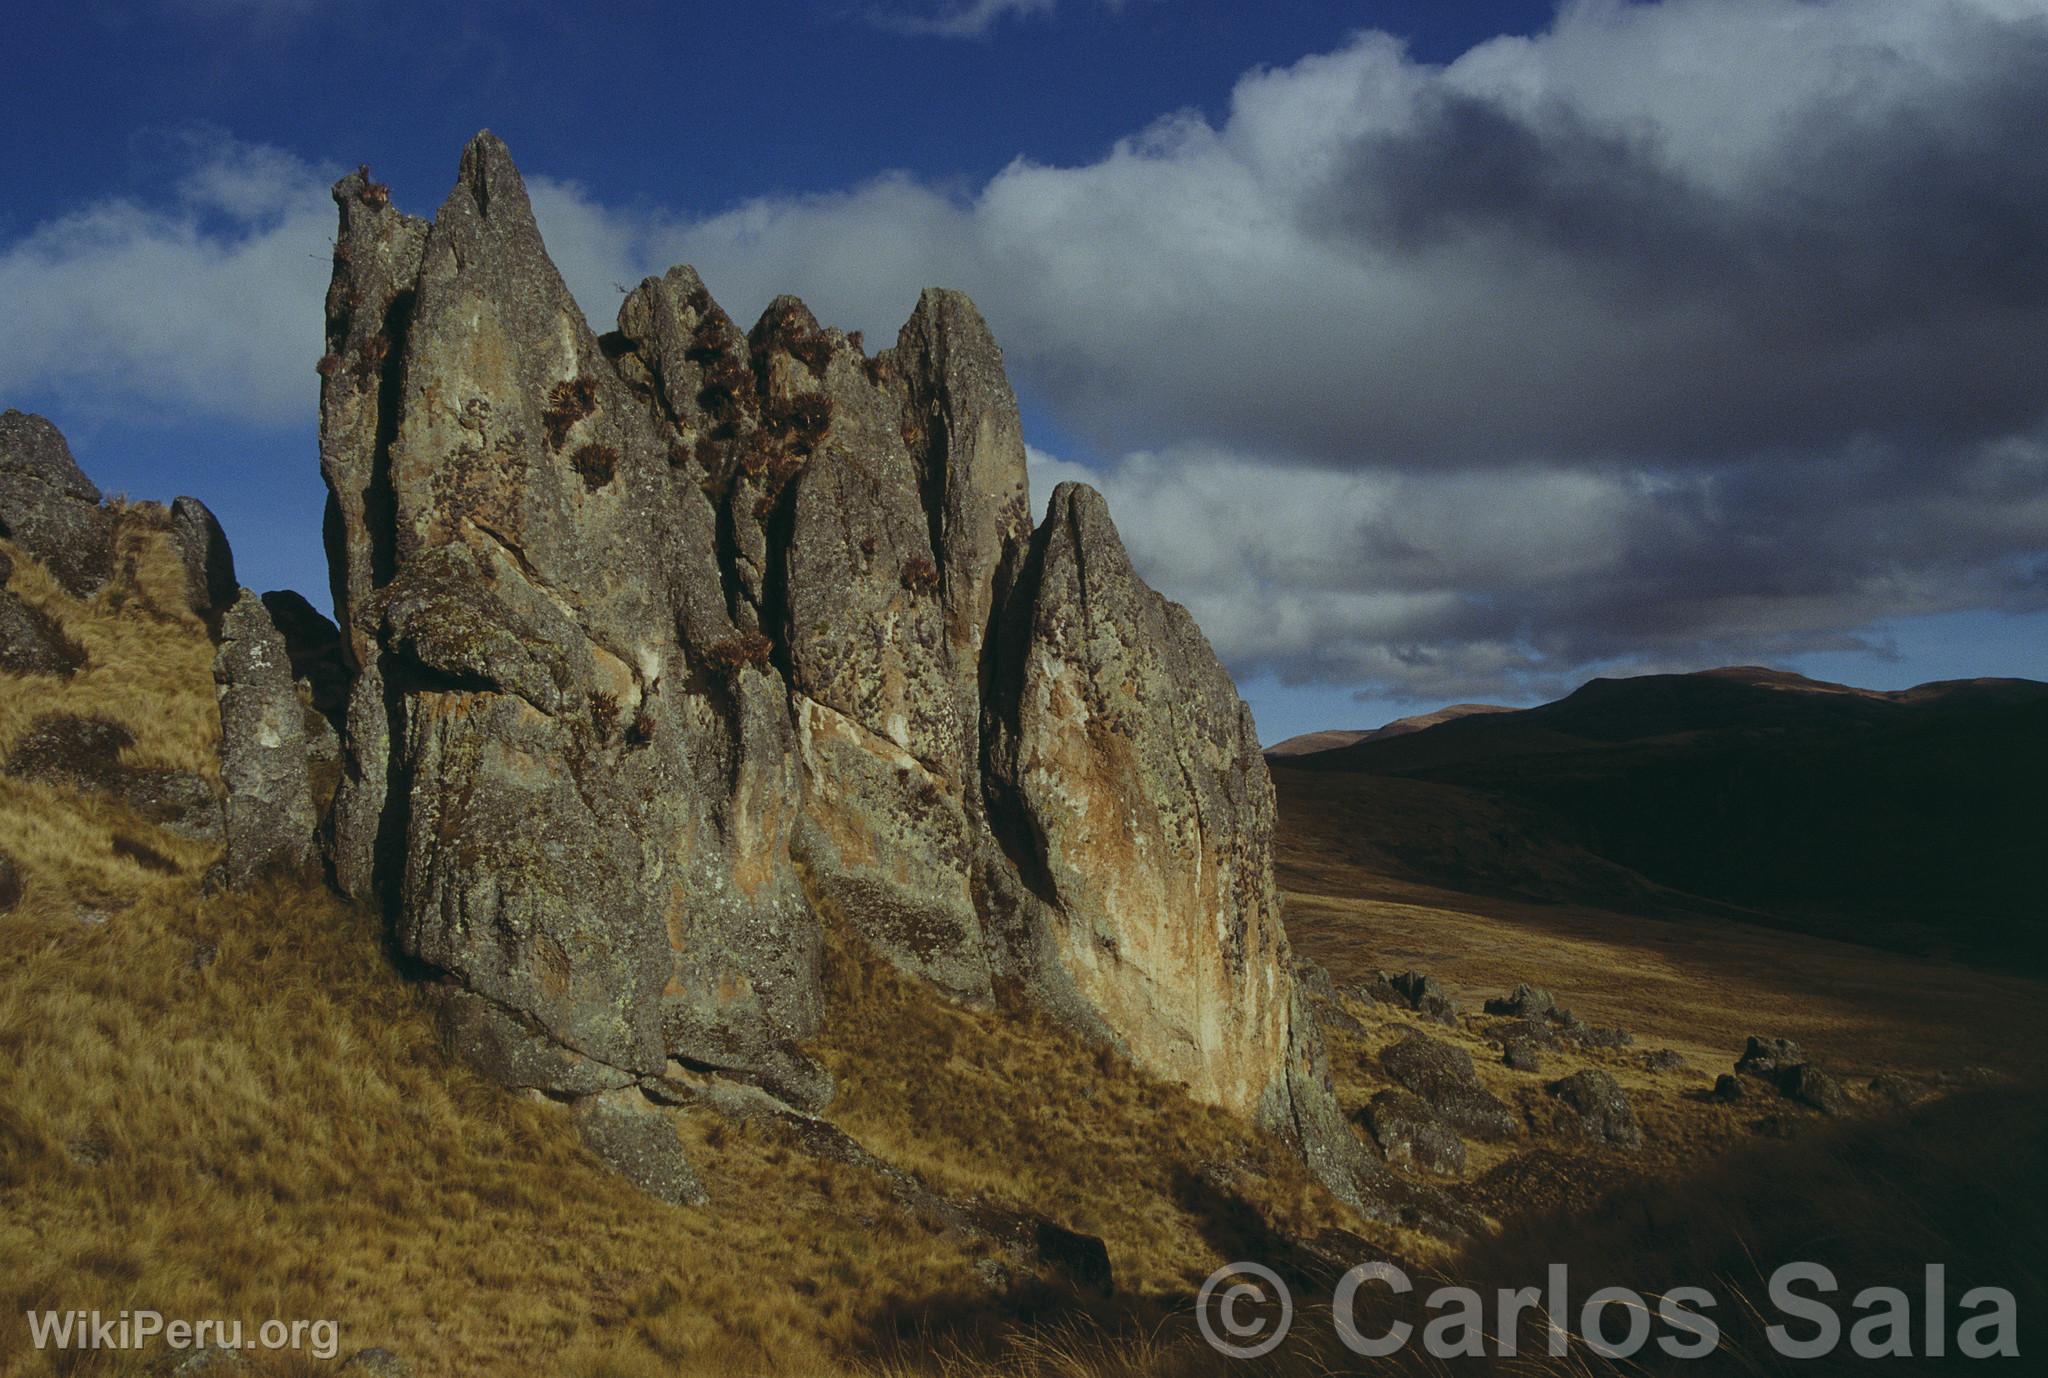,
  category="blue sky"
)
[5,0,2047,744]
